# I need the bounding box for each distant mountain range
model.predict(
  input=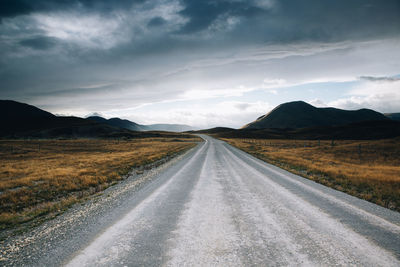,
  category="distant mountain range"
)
[242,101,389,129]
[0,100,196,138]
[86,116,196,132]
[2,99,399,140]
[87,116,149,131]
[146,124,196,132]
